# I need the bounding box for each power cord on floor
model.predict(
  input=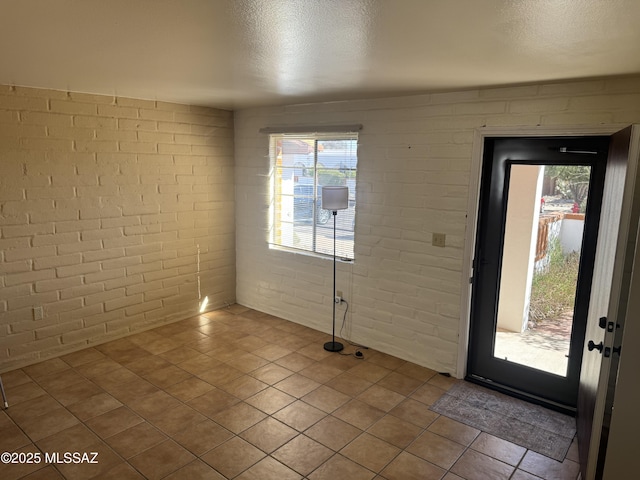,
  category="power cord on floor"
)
[337,299,368,359]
